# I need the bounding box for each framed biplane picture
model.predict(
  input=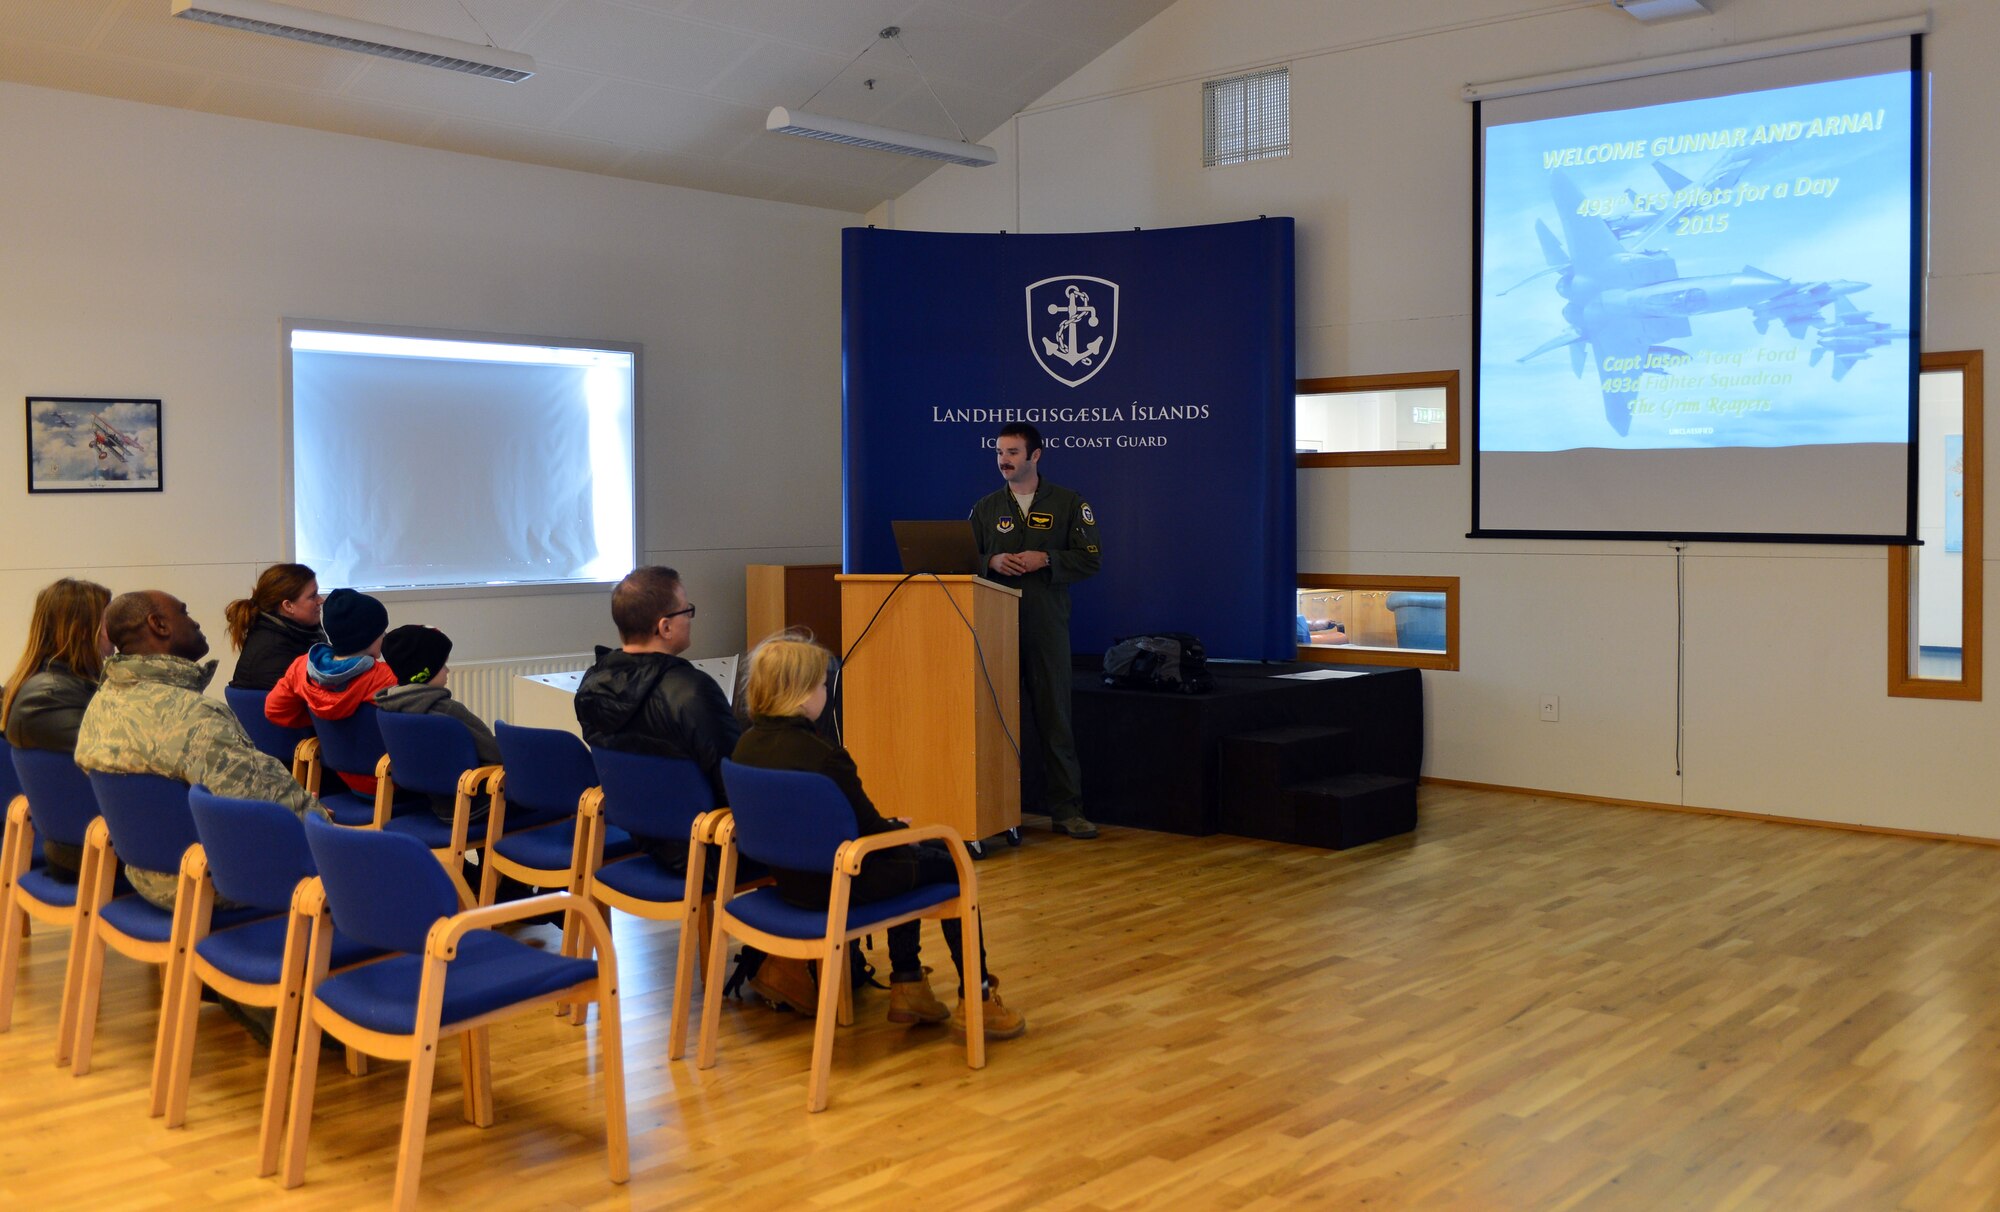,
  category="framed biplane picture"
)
[26,396,162,493]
